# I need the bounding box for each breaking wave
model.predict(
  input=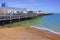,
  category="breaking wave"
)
[30,26,60,35]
